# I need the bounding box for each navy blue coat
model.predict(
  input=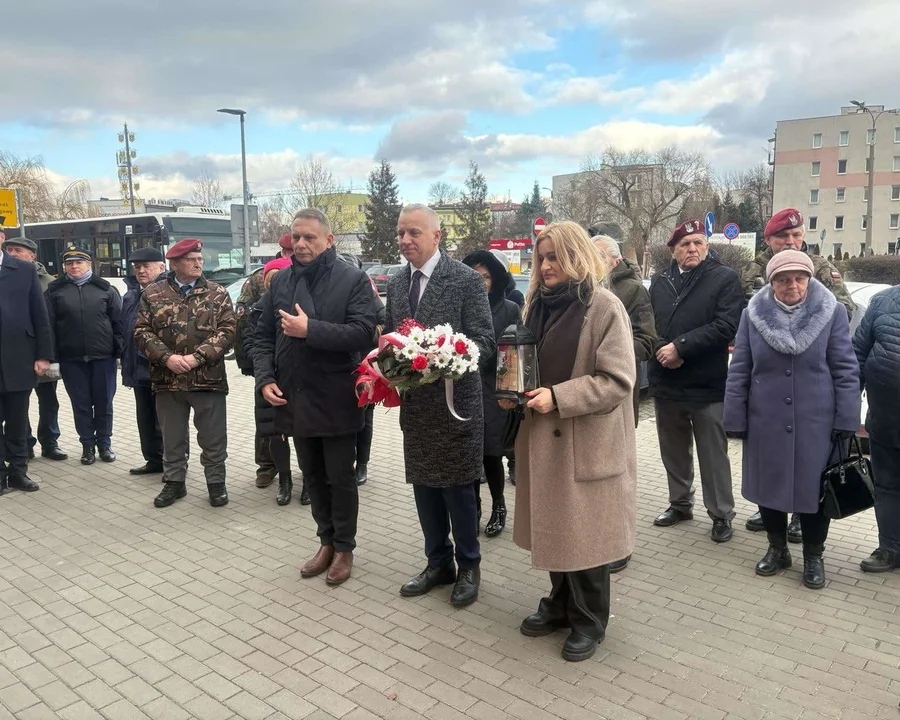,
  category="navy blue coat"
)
[853,285,900,448]
[121,273,165,387]
[724,280,860,513]
[0,254,54,393]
